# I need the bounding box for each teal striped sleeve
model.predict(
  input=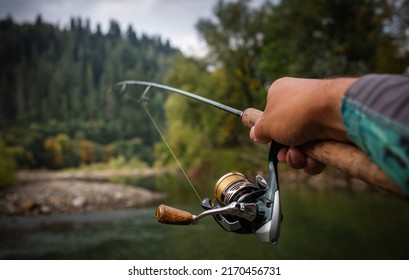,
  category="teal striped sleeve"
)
[341,74,409,196]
